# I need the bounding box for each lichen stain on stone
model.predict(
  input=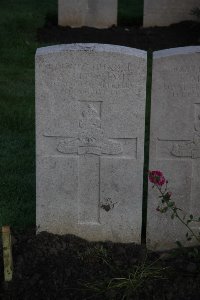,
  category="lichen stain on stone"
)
[100,203,112,212]
[100,198,117,212]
